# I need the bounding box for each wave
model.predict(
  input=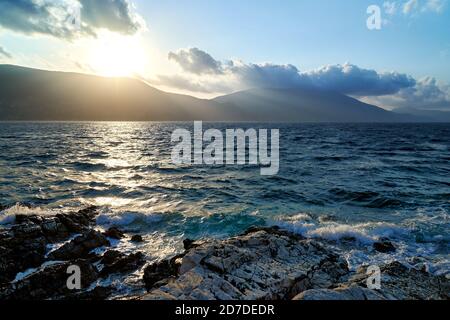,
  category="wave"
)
[0,204,57,225]
[271,213,409,245]
[327,188,405,208]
